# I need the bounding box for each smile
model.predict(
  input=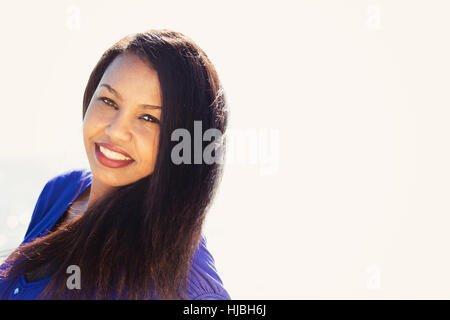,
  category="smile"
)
[99,145,132,160]
[95,143,135,168]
